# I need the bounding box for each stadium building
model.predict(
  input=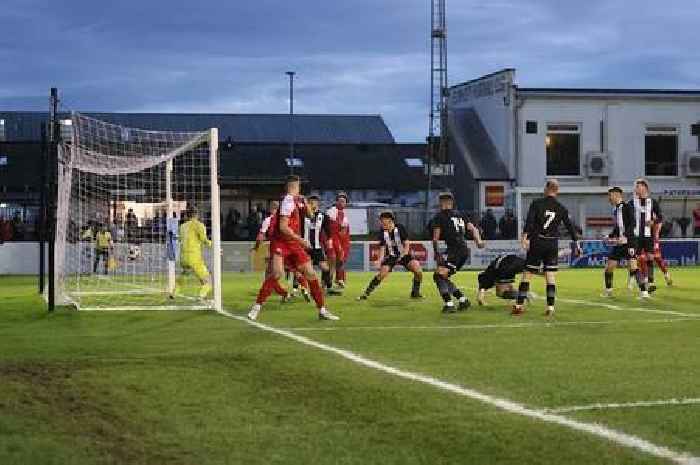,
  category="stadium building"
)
[0,112,431,239]
[448,68,700,237]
